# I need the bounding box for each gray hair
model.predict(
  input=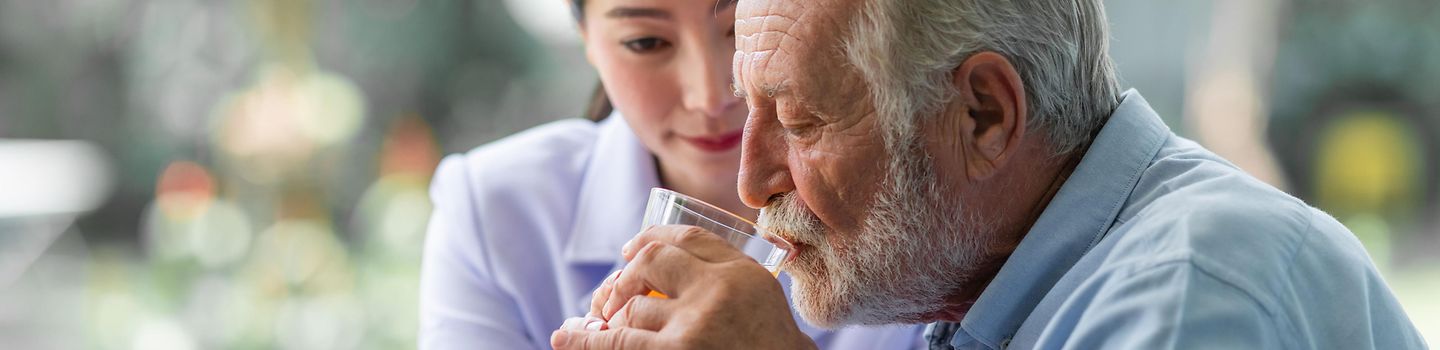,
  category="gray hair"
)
[842,0,1122,156]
